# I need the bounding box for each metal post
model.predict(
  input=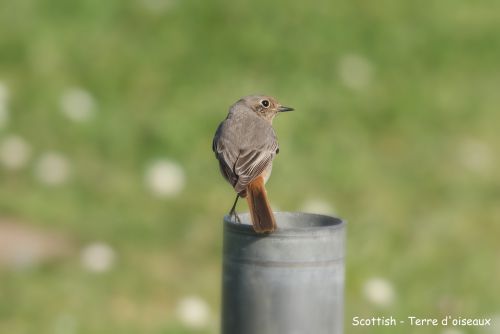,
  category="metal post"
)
[222,212,346,334]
